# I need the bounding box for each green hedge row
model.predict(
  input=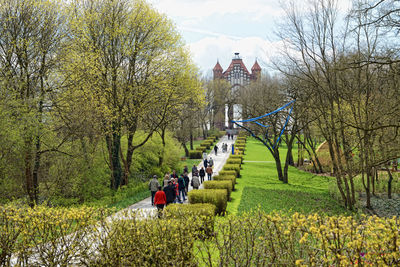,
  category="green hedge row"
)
[203,180,232,200]
[223,164,241,177]
[226,158,242,166]
[219,170,237,177]
[189,150,202,159]
[229,154,243,164]
[188,189,227,215]
[164,203,216,238]
[213,174,236,190]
